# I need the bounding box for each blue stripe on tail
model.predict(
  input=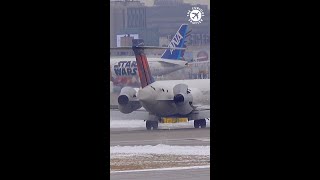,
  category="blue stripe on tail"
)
[160,24,188,60]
